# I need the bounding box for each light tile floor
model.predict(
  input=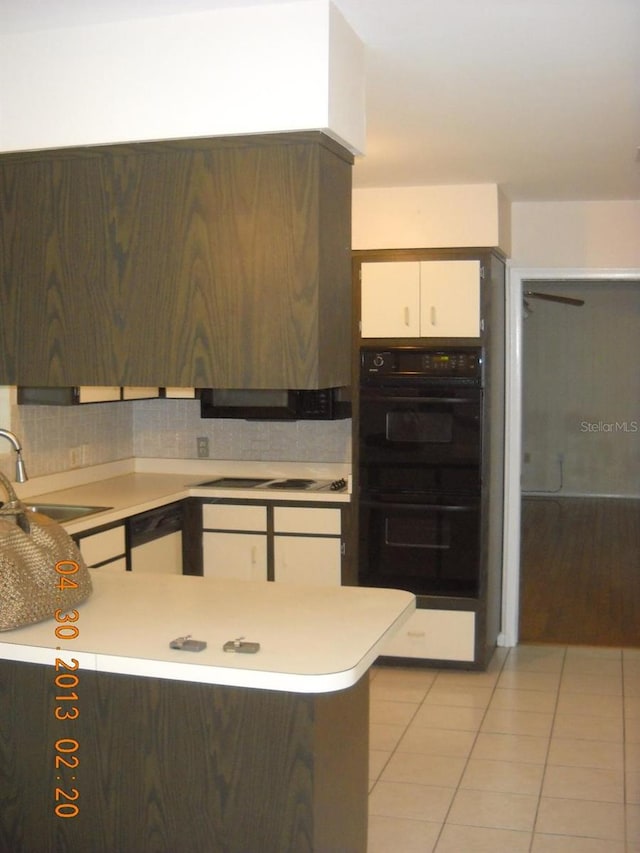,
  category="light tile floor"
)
[368,644,640,852]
